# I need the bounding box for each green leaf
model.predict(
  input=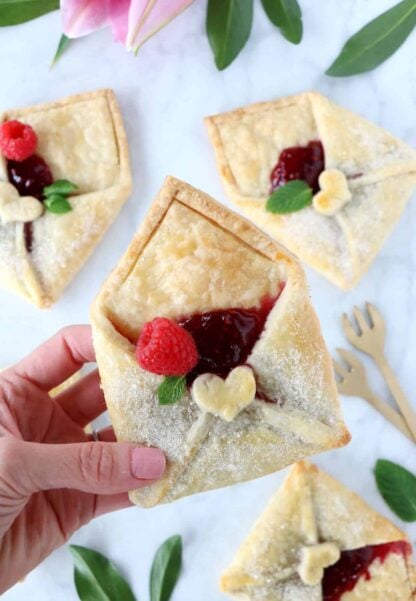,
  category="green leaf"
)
[0,0,59,27]
[69,545,136,601]
[326,0,416,77]
[266,180,312,214]
[375,460,416,522]
[51,34,71,68]
[44,194,72,214]
[157,376,186,406]
[206,0,254,70]
[150,535,182,601]
[261,0,303,44]
[43,179,78,197]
